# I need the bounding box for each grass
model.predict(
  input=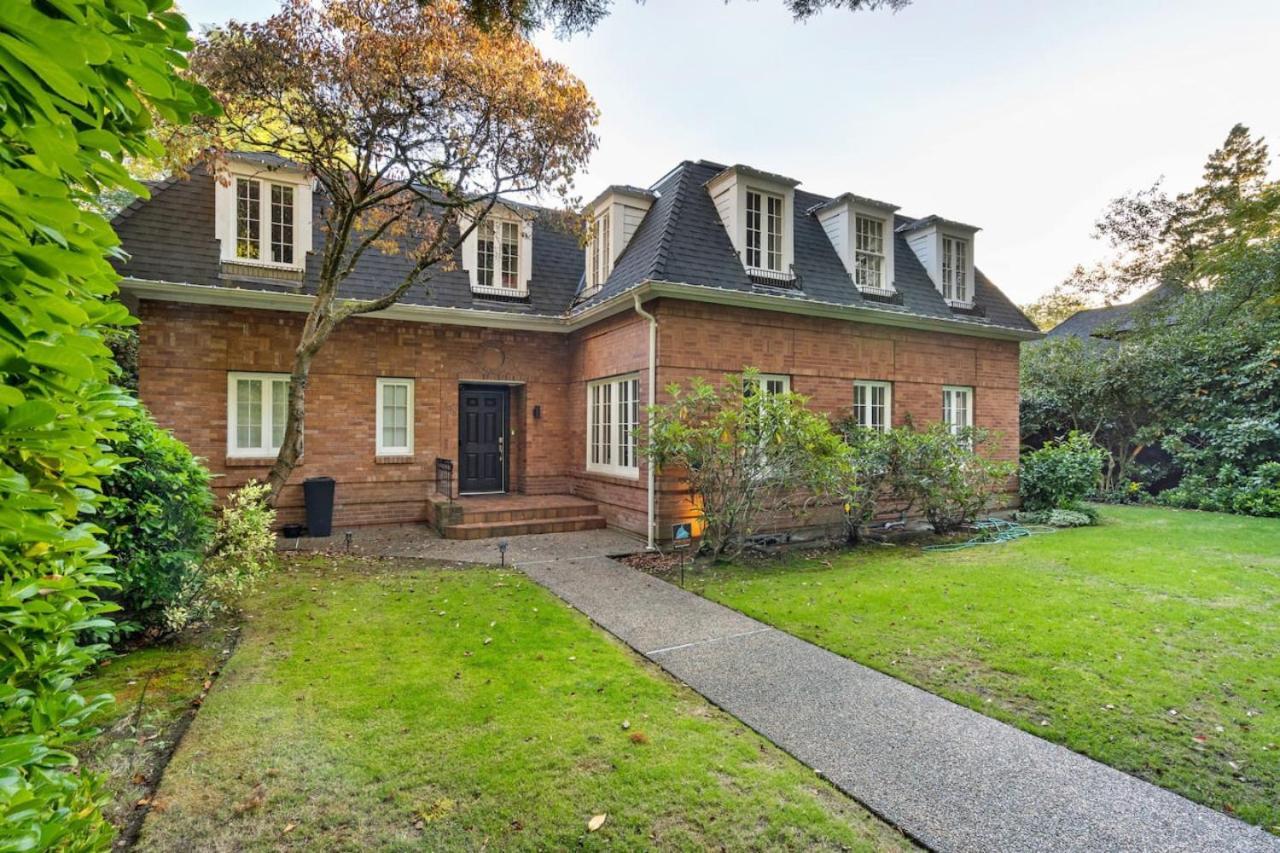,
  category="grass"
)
[75,622,236,840]
[689,505,1280,832]
[135,556,911,851]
